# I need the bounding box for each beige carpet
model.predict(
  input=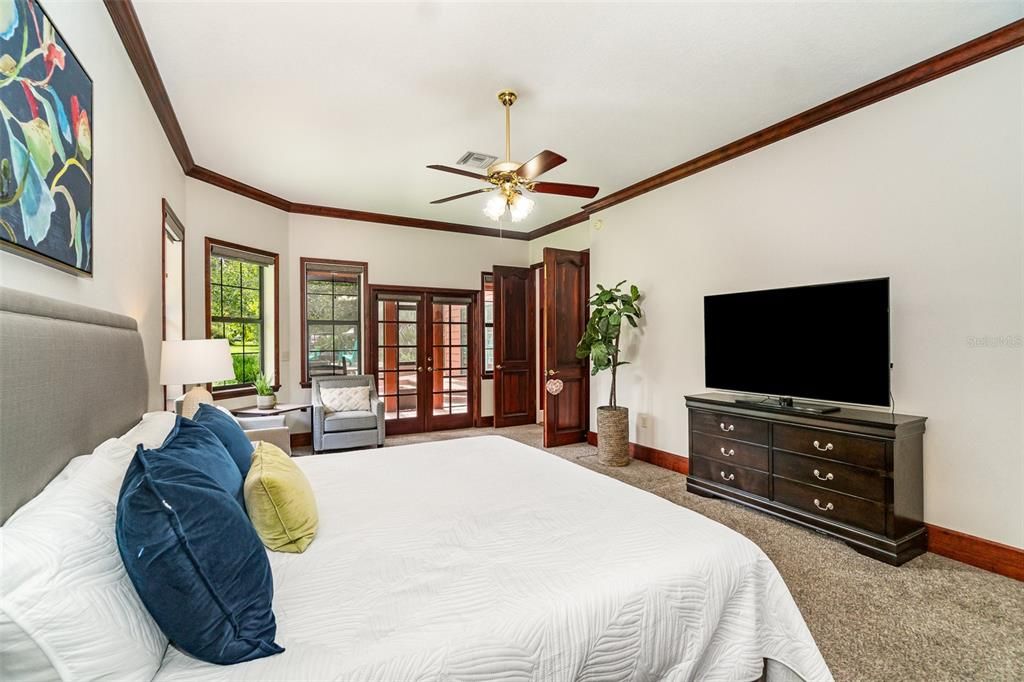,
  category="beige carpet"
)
[294,425,1024,681]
